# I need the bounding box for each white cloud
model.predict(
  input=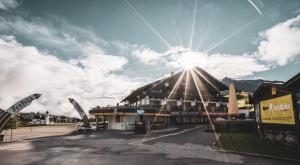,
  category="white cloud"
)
[0,0,18,10]
[0,16,107,58]
[293,9,300,15]
[0,36,140,117]
[141,15,300,79]
[132,47,164,65]
[129,45,268,79]
[1,13,300,118]
[257,15,300,65]
[164,48,268,79]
